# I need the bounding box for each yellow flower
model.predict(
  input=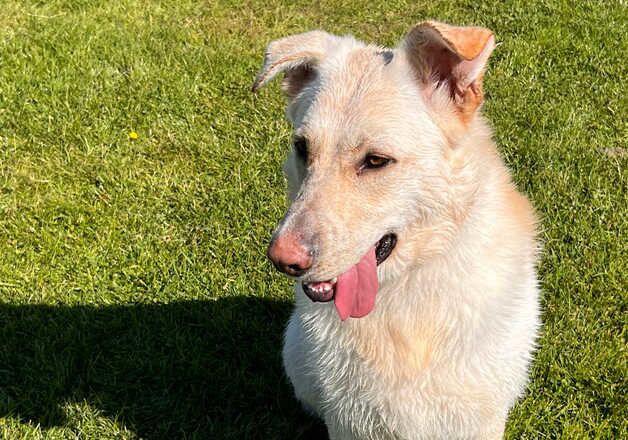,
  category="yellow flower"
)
[128,131,139,140]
